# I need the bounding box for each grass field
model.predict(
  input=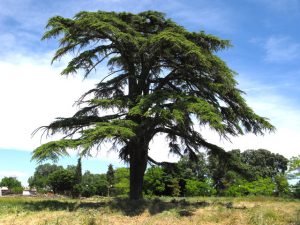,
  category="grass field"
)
[0,196,299,225]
